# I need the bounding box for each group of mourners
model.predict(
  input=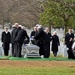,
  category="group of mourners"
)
[1,23,75,59]
[30,25,60,58]
[1,23,29,57]
[1,23,60,58]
